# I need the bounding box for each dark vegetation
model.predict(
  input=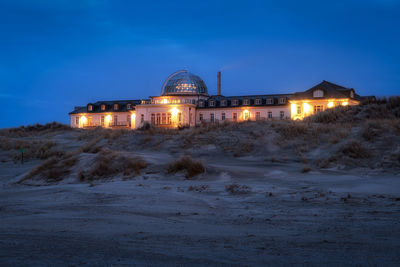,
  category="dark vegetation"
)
[79,150,147,181]
[167,155,205,178]
[225,184,252,194]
